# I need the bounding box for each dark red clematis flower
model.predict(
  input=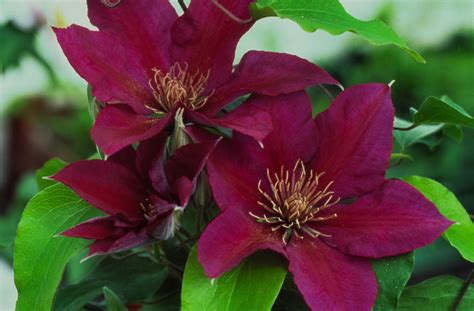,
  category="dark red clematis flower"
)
[54,0,338,155]
[52,133,218,258]
[195,85,452,310]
